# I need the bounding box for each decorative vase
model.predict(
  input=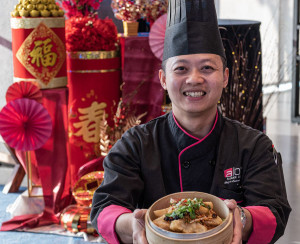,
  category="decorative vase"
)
[123,21,139,36]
